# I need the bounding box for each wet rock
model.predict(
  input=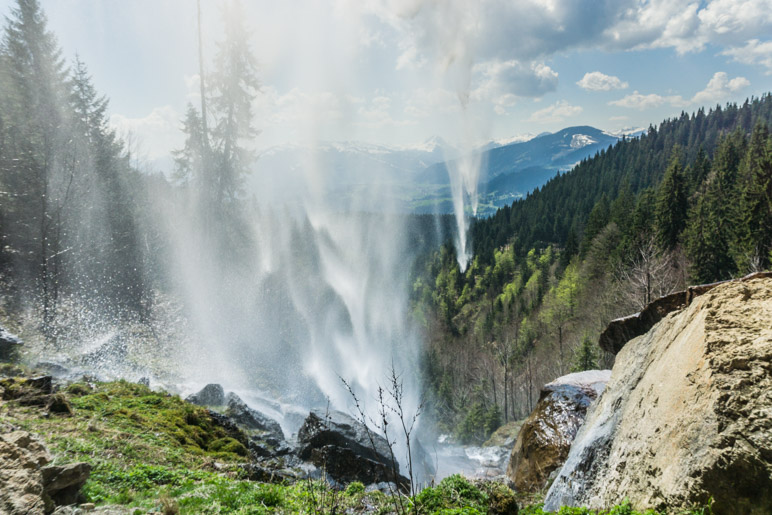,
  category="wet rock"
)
[0,325,23,360]
[297,410,409,489]
[1,375,60,415]
[42,462,92,506]
[239,463,301,483]
[506,370,610,493]
[544,276,772,514]
[186,384,225,406]
[365,481,399,494]
[310,444,408,487]
[248,437,292,459]
[411,438,437,485]
[225,393,284,438]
